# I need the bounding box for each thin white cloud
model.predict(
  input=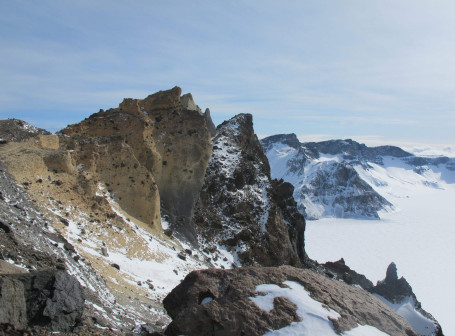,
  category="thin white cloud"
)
[1,1,455,143]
